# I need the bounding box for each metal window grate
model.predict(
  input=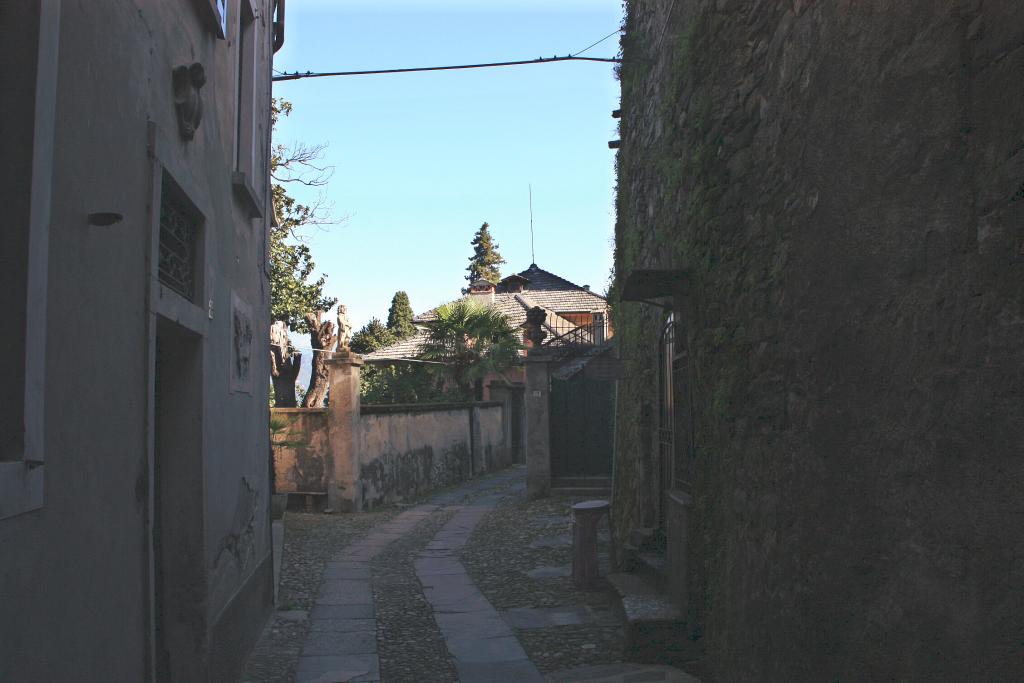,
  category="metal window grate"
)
[158,180,199,300]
